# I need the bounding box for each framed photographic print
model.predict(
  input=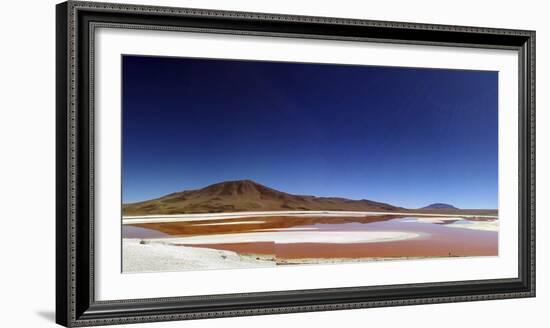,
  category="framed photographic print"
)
[56,1,535,326]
